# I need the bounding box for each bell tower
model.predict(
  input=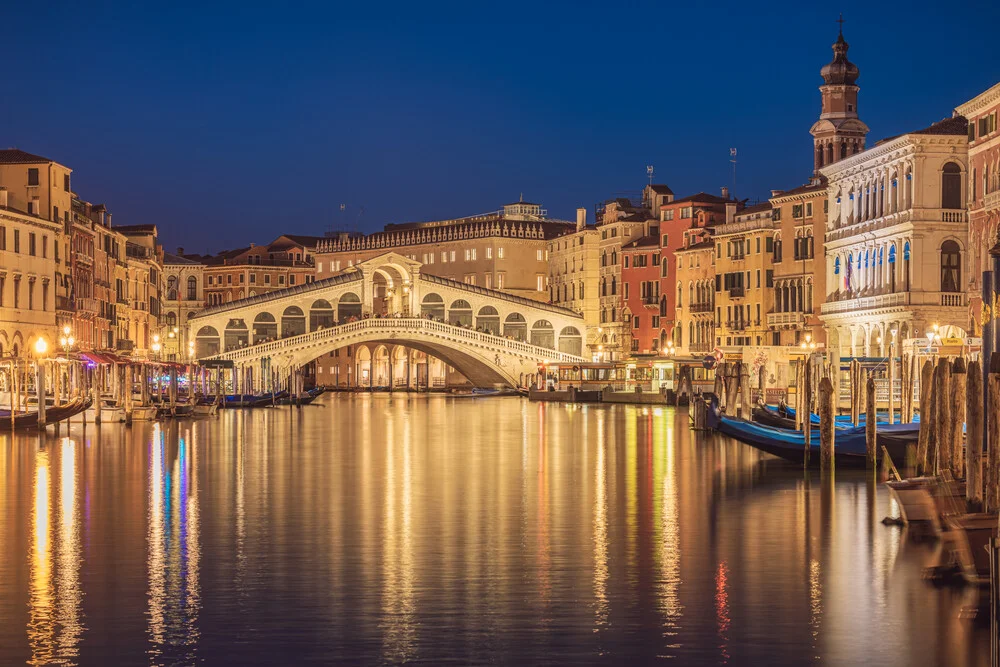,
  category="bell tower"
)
[810,17,869,177]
